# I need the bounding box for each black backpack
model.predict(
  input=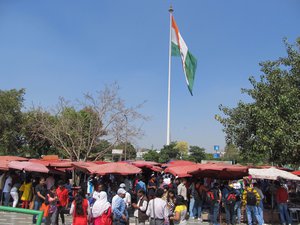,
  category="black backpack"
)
[246,190,257,206]
[226,192,236,205]
[206,188,219,204]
